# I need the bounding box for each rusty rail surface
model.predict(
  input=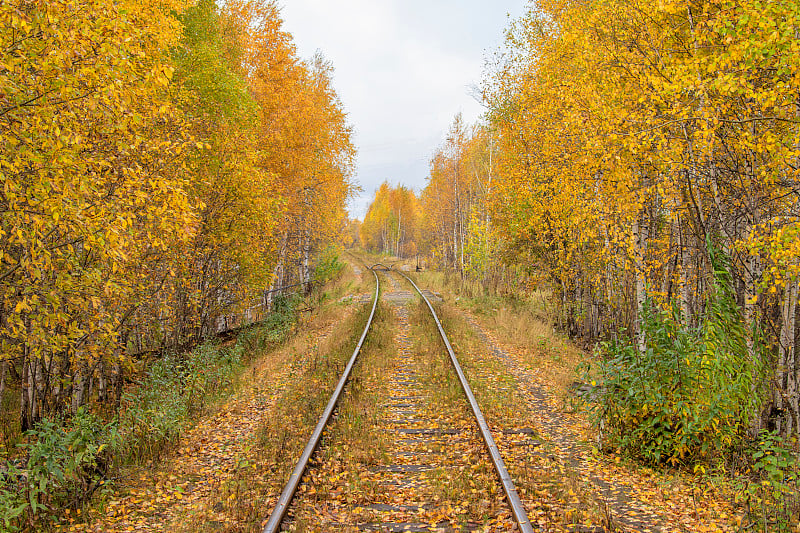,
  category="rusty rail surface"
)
[262,266,380,533]
[394,269,535,533]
